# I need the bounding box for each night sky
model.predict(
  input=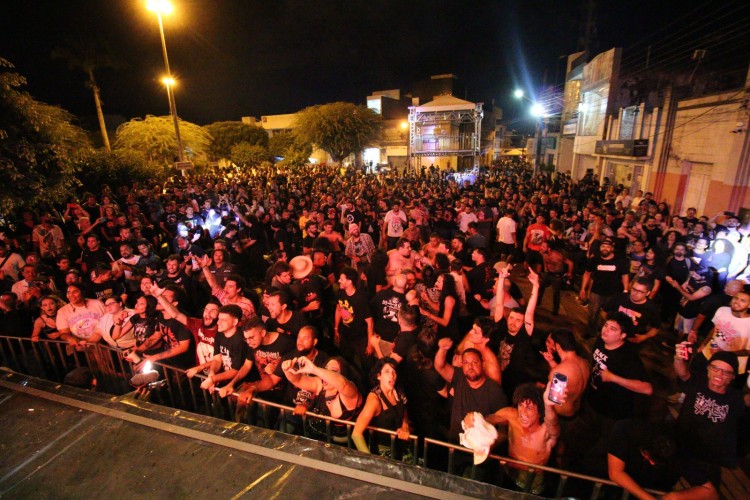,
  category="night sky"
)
[2,0,748,129]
